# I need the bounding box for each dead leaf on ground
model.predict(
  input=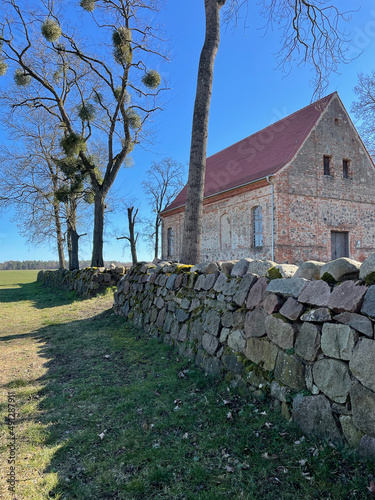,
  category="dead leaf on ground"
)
[261,452,279,460]
[368,481,375,496]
